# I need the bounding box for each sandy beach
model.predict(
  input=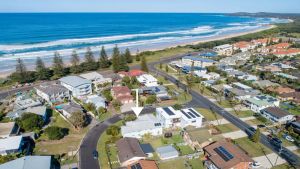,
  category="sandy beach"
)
[0,24,276,78]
